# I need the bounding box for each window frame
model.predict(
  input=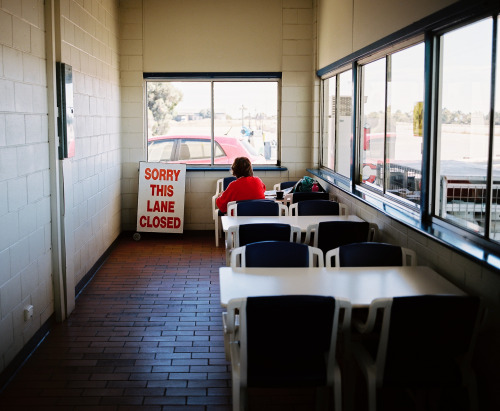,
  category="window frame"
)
[143,73,282,168]
[355,38,425,211]
[429,15,499,242]
[320,64,353,179]
[316,3,500,268]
